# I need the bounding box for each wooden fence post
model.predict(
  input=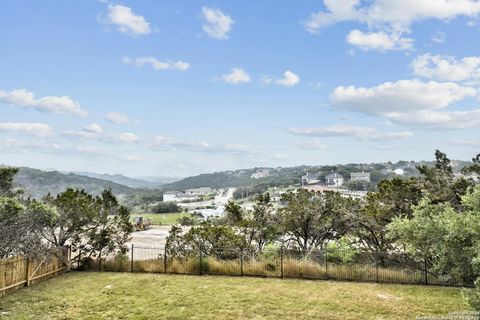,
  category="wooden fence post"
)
[240,249,244,276]
[280,247,284,278]
[163,247,167,274]
[424,258,428,285]
[131,244,134,273]
[199,247,203,276]
[325,246,329,280]
[68,246,72,271]
[375,251,379,283]
[25,257,31,287]
[98,251,102,272]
